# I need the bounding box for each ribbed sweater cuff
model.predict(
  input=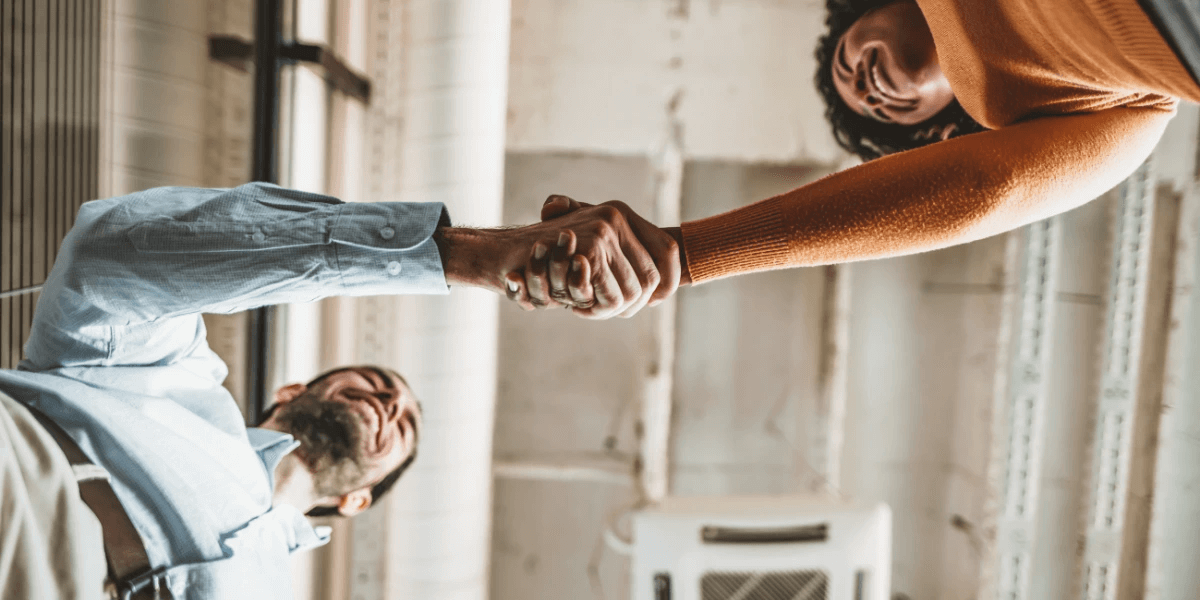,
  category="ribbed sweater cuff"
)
[679,198,791,284]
